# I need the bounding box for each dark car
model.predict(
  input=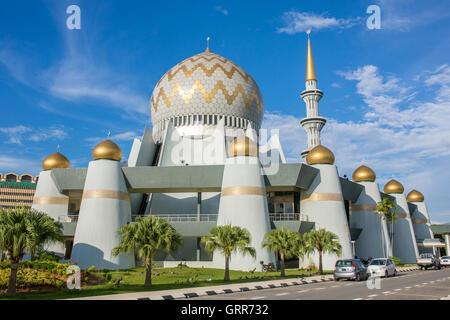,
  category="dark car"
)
[334,259,368,281]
